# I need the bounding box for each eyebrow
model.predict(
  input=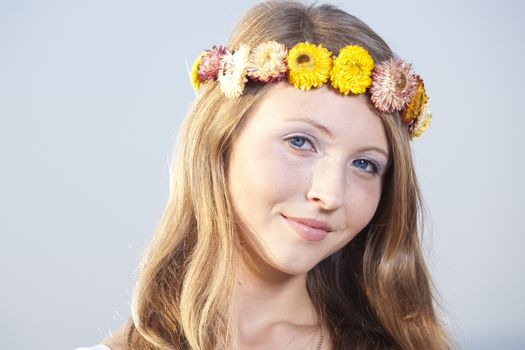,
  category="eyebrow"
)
[355,146,390,159]
[285,117,390,158]
[286,117,335,139]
